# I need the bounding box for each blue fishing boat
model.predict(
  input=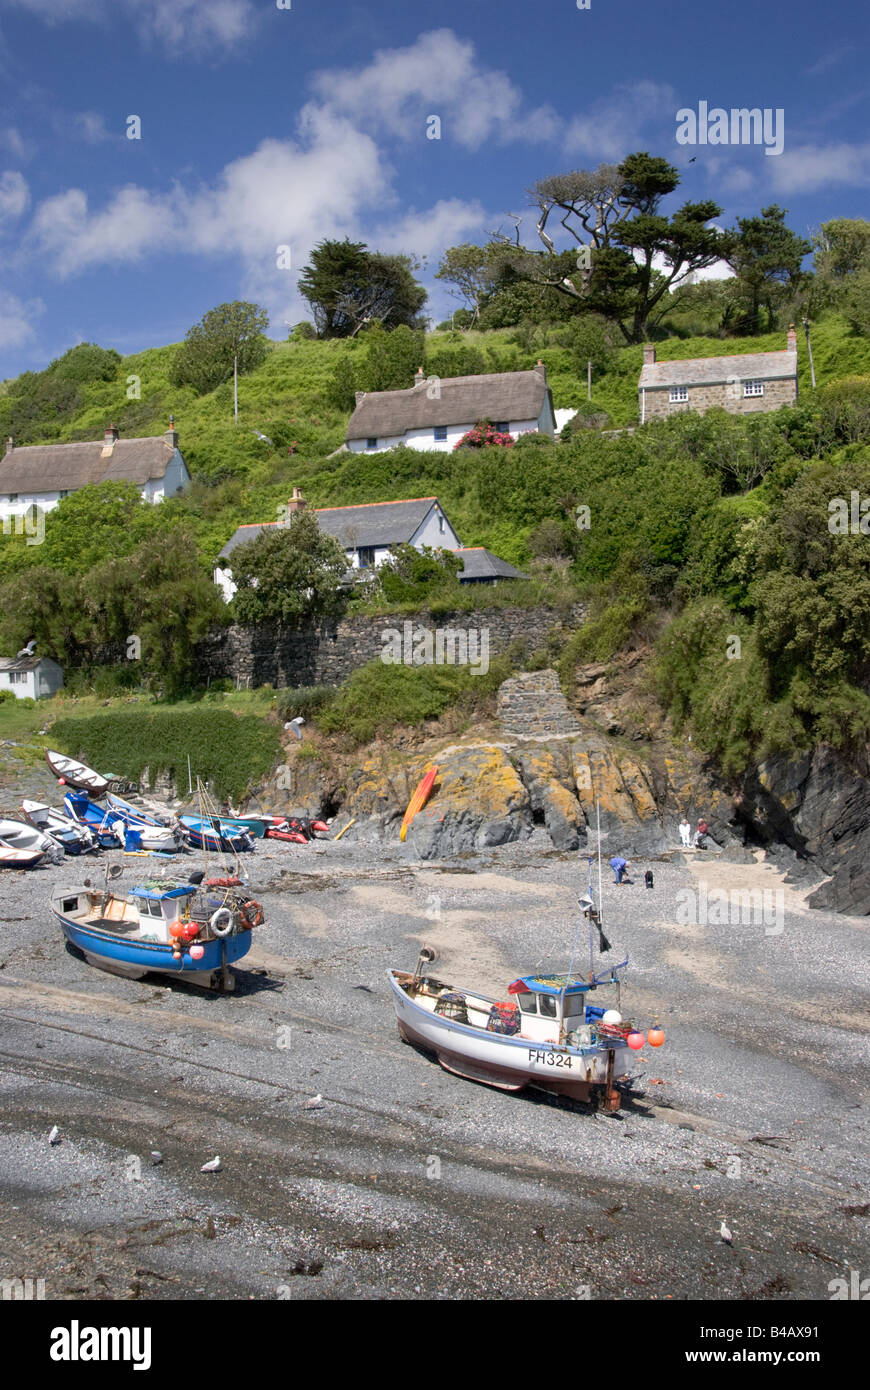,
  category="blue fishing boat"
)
[178,815,255,853]
[51,870,264,991]
[63,792,123,849]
